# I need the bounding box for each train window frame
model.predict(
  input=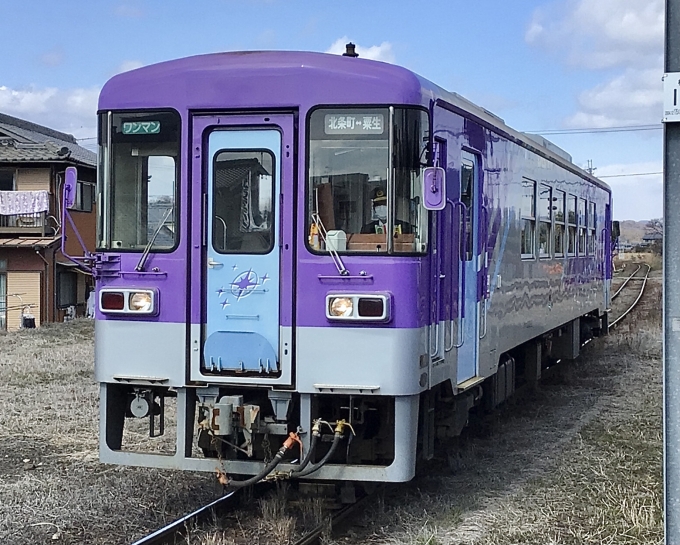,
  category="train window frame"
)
[96,108,181,254]
[461,158,476,261]
[588,201,597,255]
[567,194,577,256]
[211,148,276,255]
[538,183,552,259]
[554,189,566,258]
[305,104,430,257]
[578,197,587,256]
[520,178,536,259]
